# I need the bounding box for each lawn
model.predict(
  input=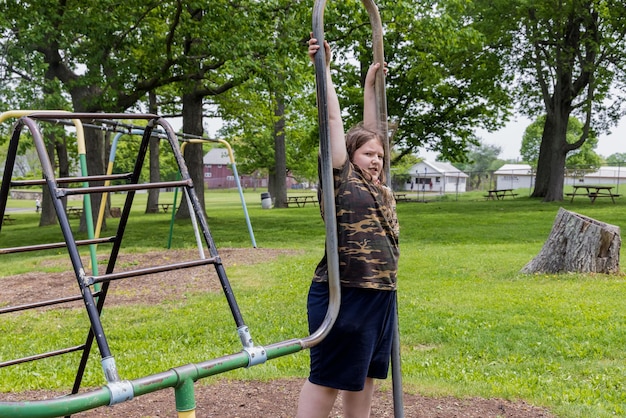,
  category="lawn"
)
[1,189,626,417]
